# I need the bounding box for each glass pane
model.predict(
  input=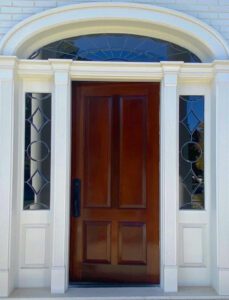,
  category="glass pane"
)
[24,93,51,210]
[29,34,201,63]
[179,96,204,210]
